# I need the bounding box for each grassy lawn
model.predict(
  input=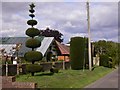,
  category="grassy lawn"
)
[16,66,114,88]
